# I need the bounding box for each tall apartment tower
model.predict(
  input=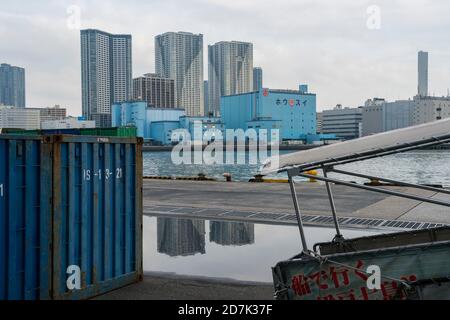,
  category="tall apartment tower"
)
[133,73,176,108]
[0,63,26,108]
[208,41,253,116]
[155,32,204,116]
[81,29,132,127]
[418,51,428,97]
[253,67,263,91]
[204,80,210,116]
